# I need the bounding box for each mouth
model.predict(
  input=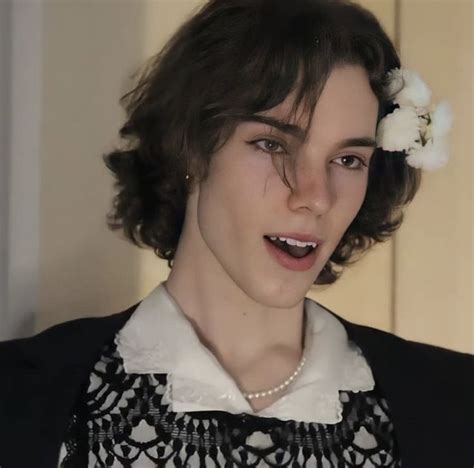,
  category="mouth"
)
[263,235,321,271]
[263,235,317,258]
